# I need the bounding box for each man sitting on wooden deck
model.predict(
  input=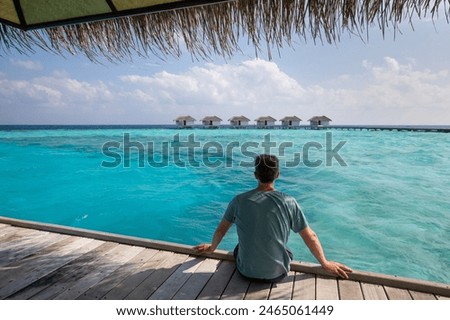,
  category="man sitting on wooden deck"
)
[195,154,352,283]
